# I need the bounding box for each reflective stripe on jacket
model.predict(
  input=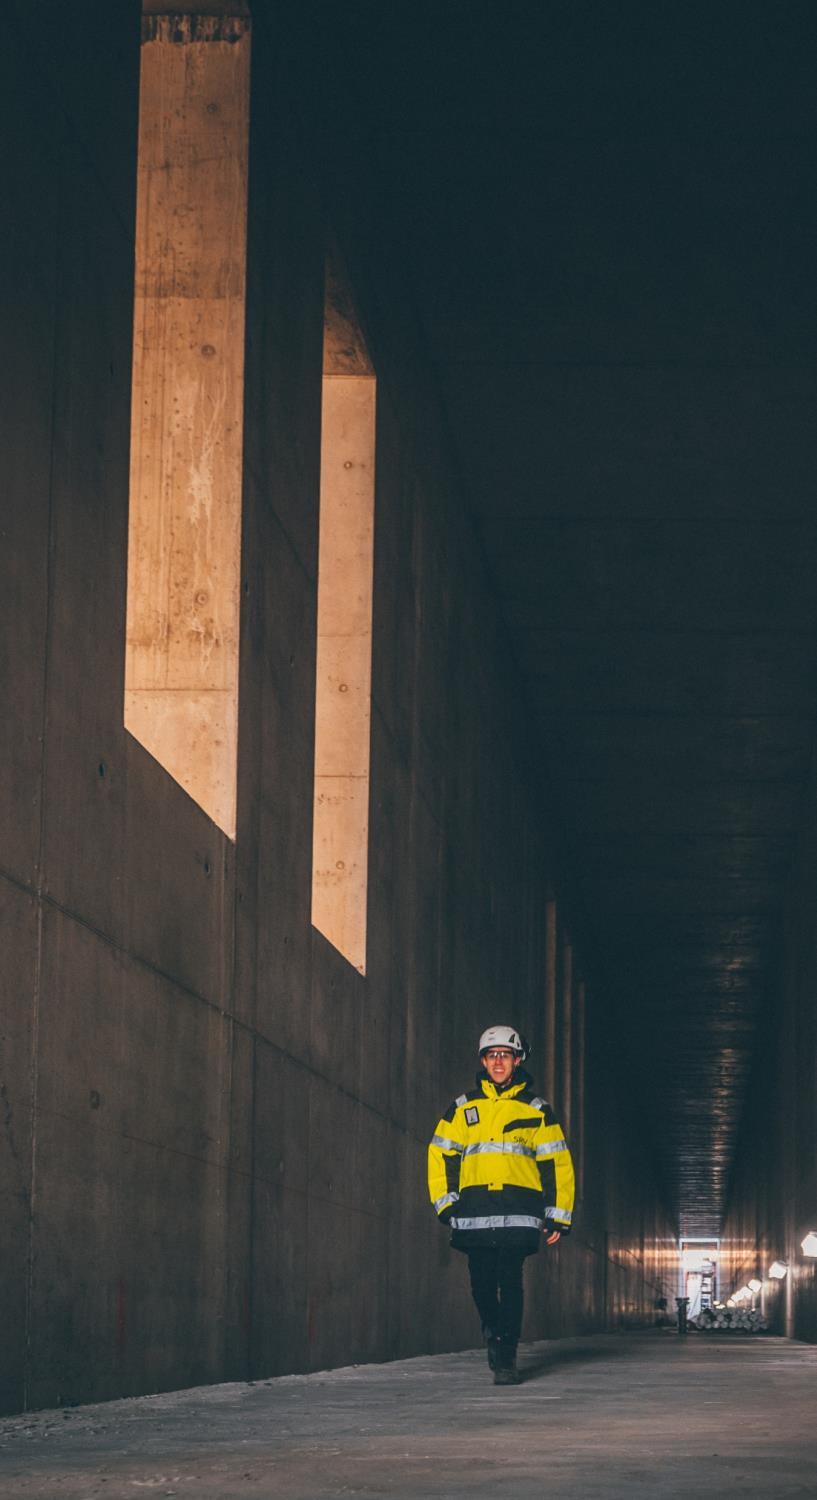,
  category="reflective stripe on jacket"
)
[428,1074,575,1253]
